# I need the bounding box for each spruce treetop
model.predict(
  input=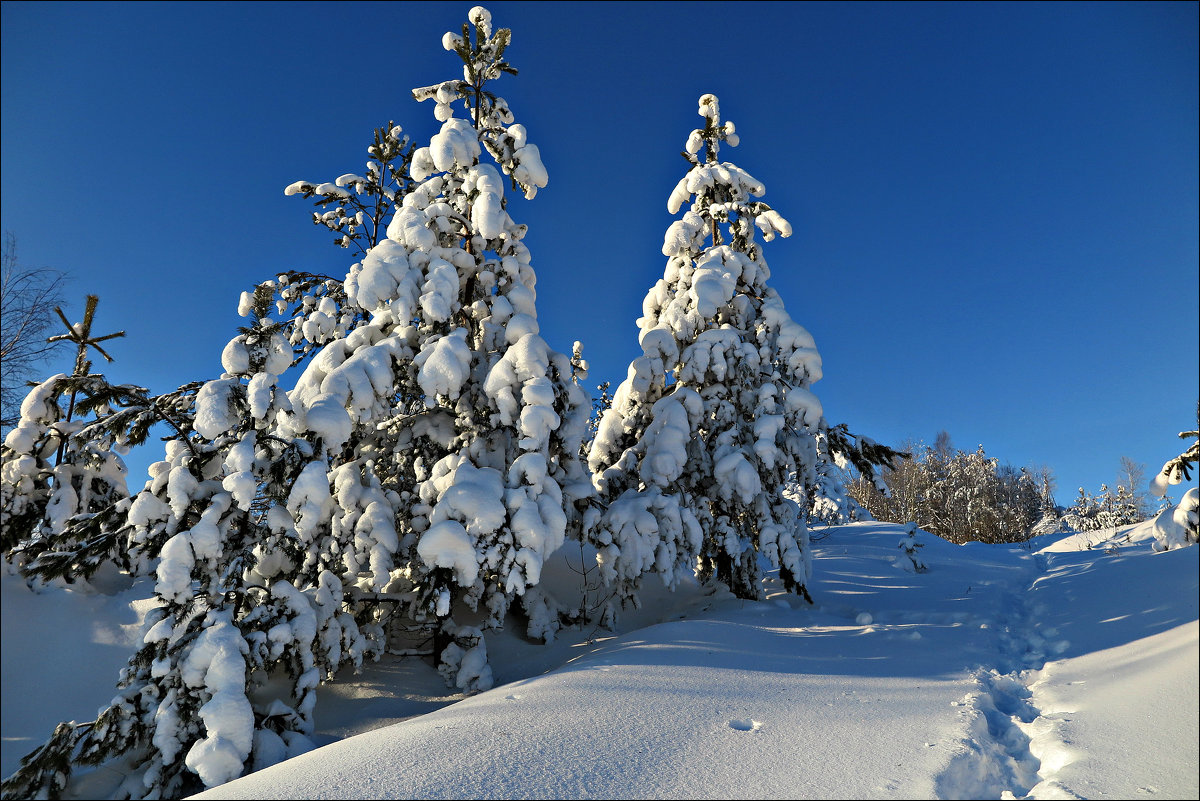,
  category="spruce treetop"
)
[668,93,792,257]
[411,5,547,202]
